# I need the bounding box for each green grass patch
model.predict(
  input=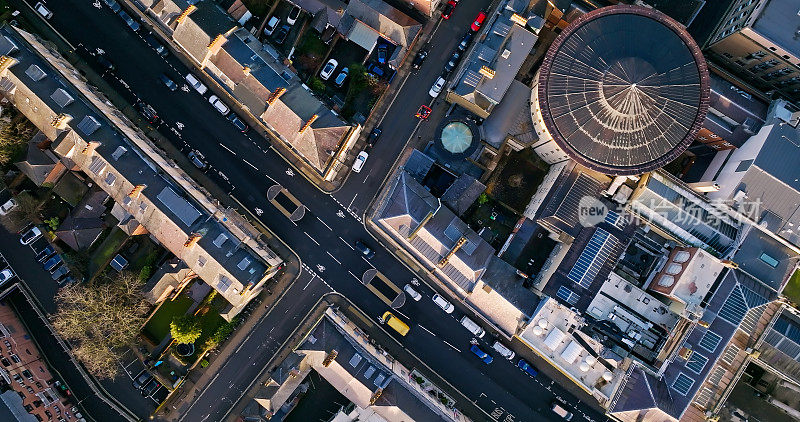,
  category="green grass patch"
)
[783,269,800,305]
[88,227,129,277]
[142,295,194,344]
